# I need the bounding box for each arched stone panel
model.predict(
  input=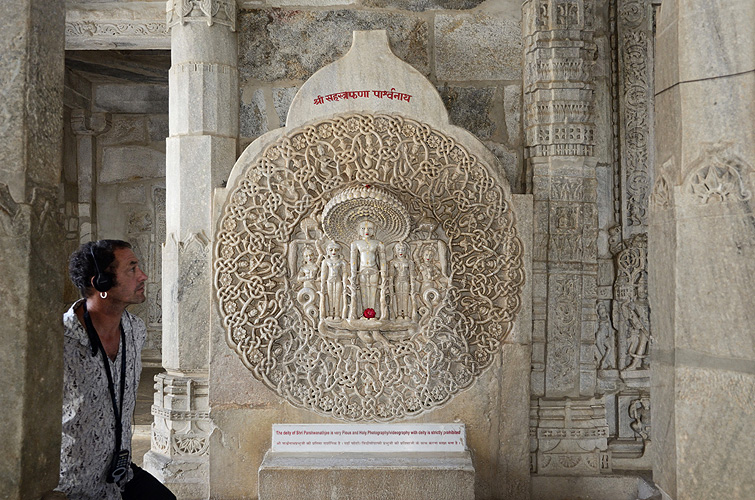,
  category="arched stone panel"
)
[214,112,524,421]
